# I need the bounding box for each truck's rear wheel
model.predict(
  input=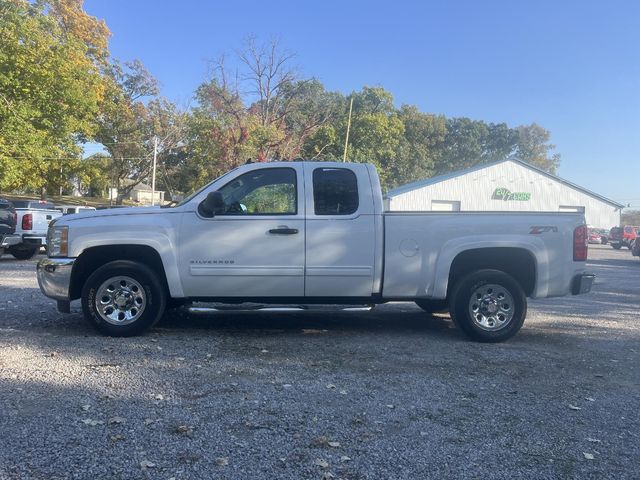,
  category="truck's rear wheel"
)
[81,260,166,336]
[9,245,39,260]
[449,269,526,342]
[415,299,449,314]
[612,243,622,250]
